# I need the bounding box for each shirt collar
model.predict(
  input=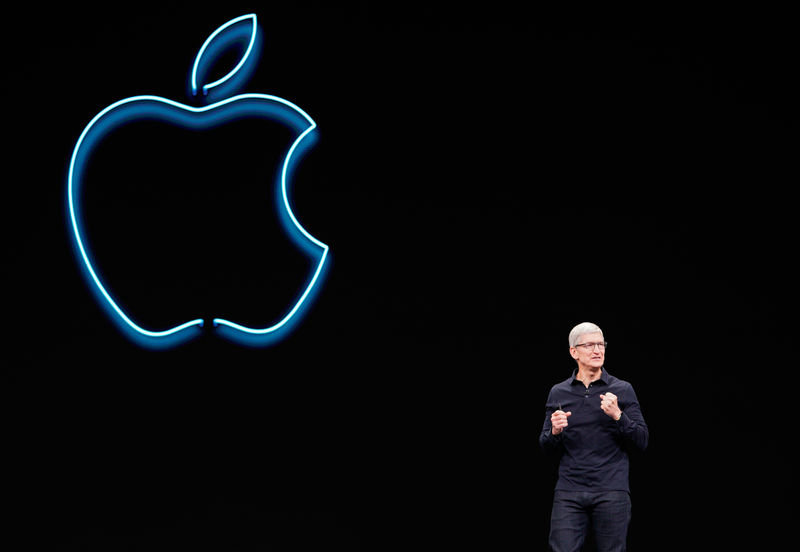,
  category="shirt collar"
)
[570,368,610,385]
